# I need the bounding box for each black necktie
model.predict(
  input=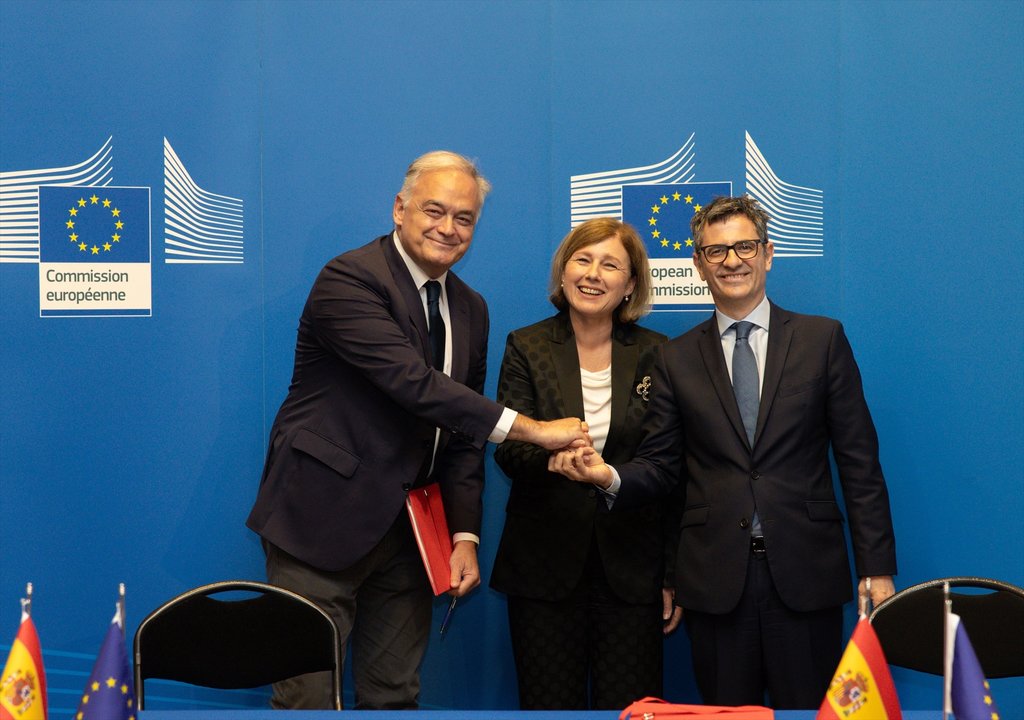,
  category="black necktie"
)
[425,280,445,370]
